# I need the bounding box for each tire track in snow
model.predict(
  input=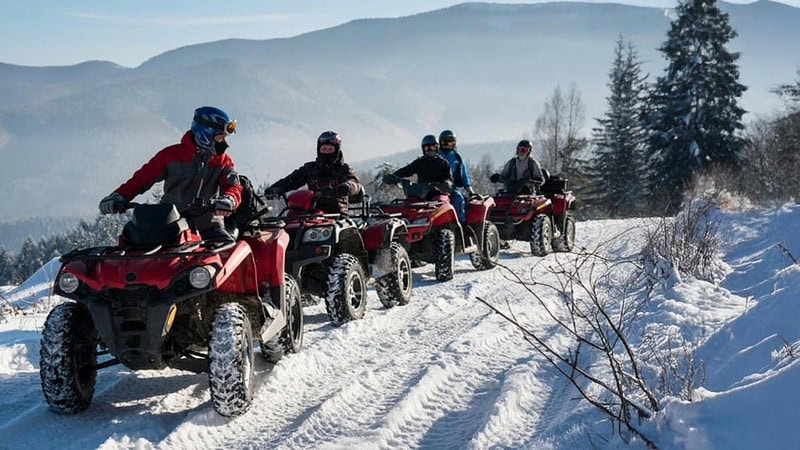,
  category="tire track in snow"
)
[373,307,545,449]
[381,258,563,448]
[157,265,508,449]
[0,368,209,449]
[256,290,502,449]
